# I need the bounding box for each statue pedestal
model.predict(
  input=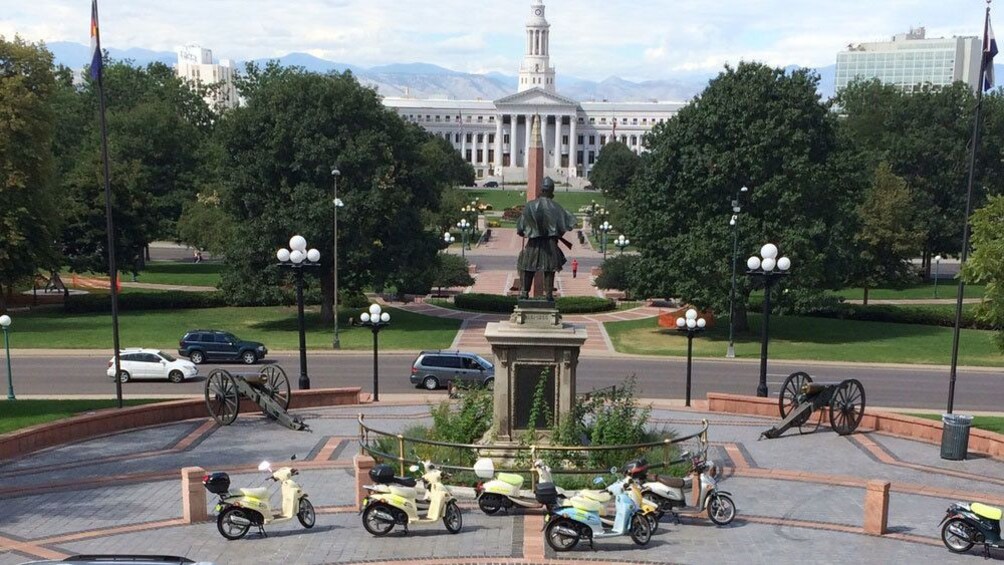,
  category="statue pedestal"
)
[484,303,587,441]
